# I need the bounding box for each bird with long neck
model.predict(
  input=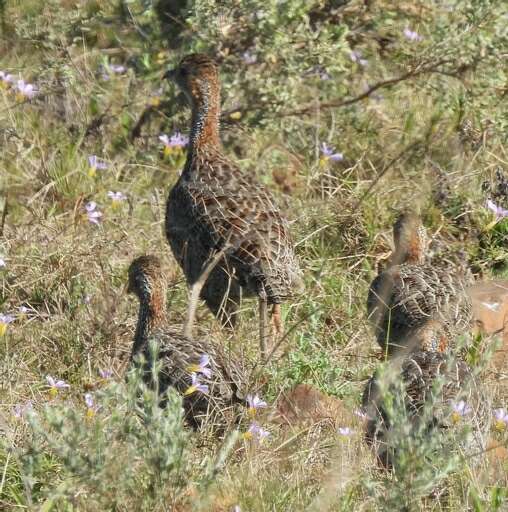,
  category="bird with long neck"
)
[367,212,472,356]
[126,255,247,429]
[391,211,427,266]
[164,54,303,361]
[128,255,168,356]
[165,54,221,156]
